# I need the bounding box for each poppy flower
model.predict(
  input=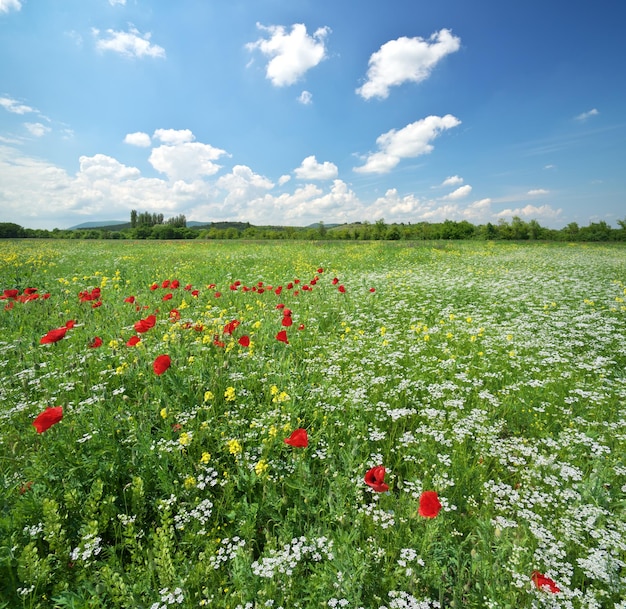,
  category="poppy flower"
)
[276,330,289,344]
[191,290,199,297]
[162,293,173,301]
[153,354,171,375]
[317,267,324,273]
[281,316,293,327]
[338,285,346,293]
[531,571,560,593]
[418,491,442,518]
[162,280,171,288]
[364,466,389,492]
[33,406,63,433]
[332,277,339,285]
[369,287,376,293]
[65,320,76,329]
[169,309,180,322]
[40,327,68,344]
[223,319,240,335]
[298,323,305,331]
[3,289,19,299]
[171,280,180,289]
[284,428,308,447]
[126,335,141,347]
[150,283,159,291]
[89,336,103,348]
[134,314,156,333]
[124,295,136,304]
[238,335,250,347]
